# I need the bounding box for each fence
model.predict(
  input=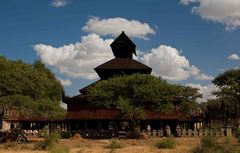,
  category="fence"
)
[142,125,233,137]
